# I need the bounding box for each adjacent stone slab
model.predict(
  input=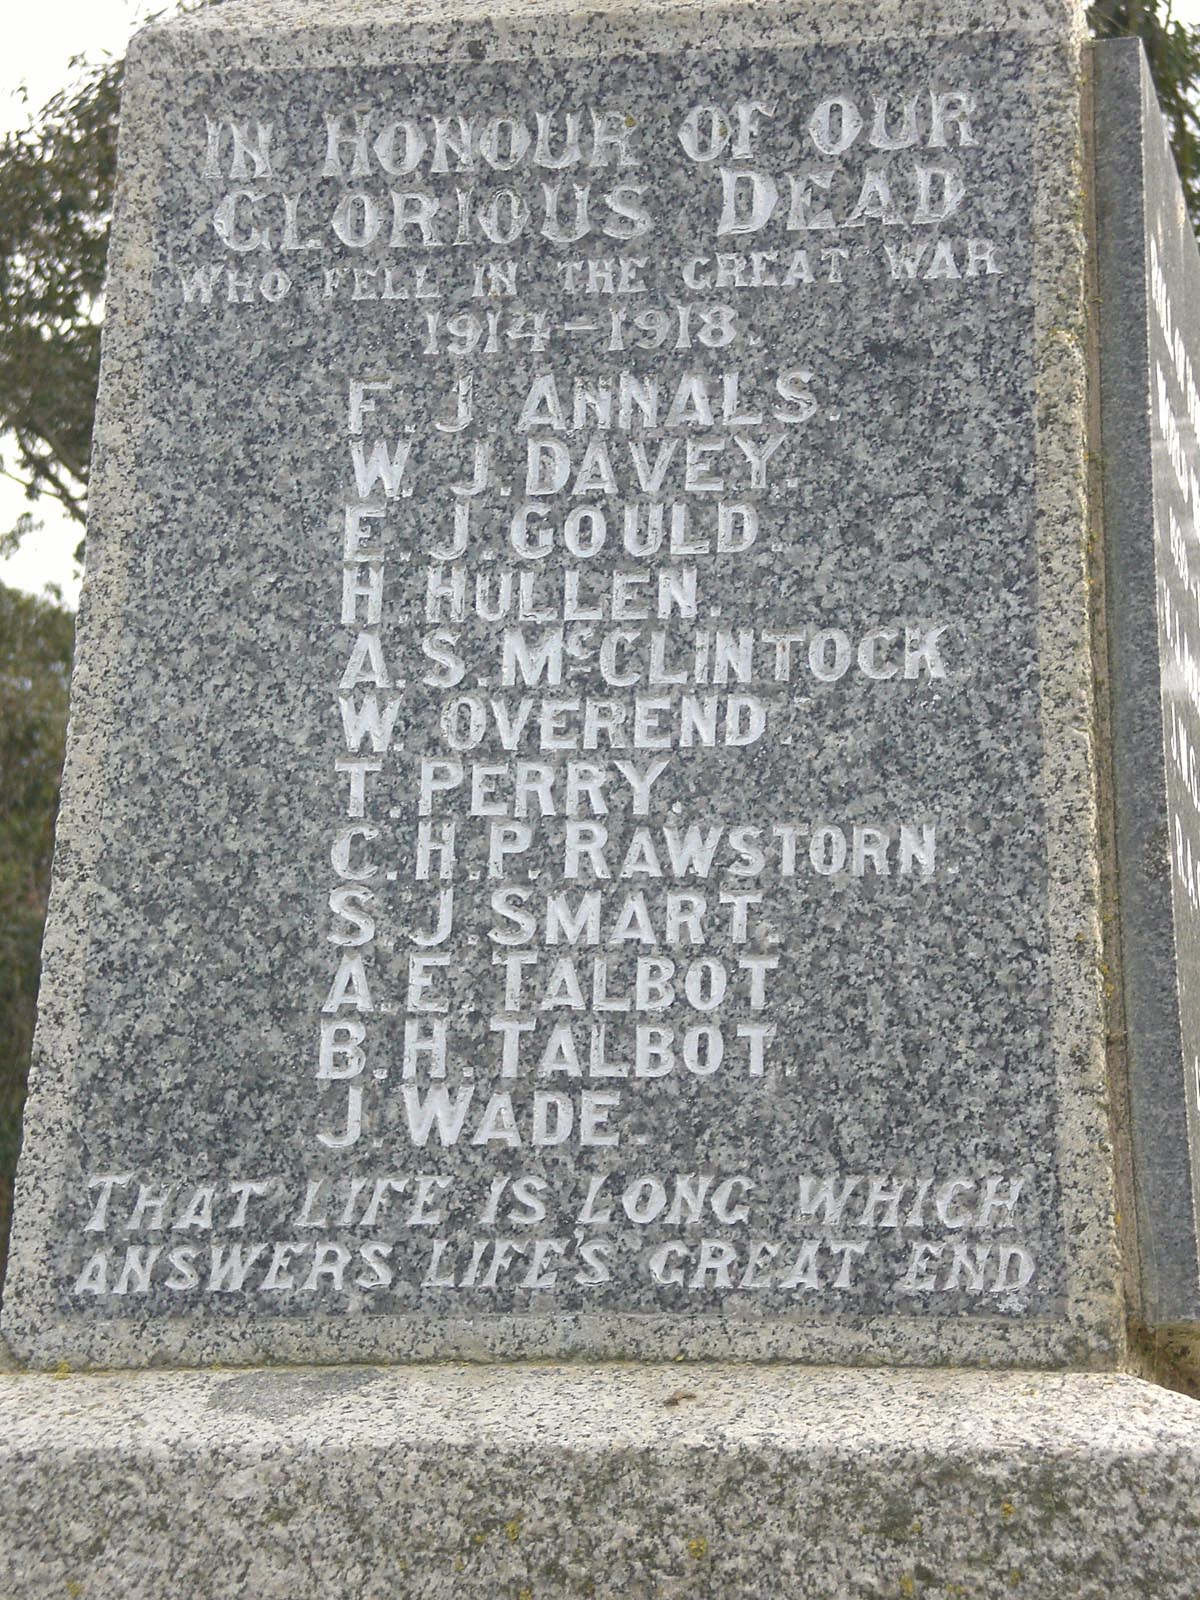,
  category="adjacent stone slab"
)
[1,1364,1199,1598]
[1095,39,1200,1326]
[3,0,1121,1368]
